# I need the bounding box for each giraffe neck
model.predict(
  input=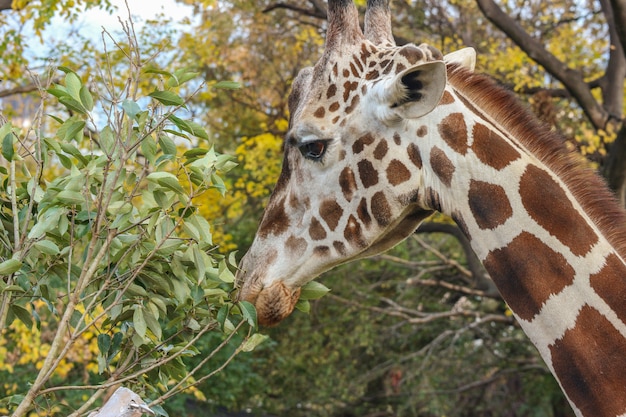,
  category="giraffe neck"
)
[422,66,626,417]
